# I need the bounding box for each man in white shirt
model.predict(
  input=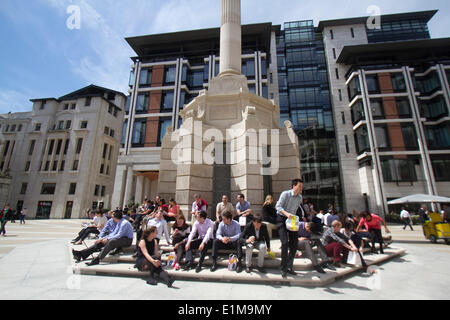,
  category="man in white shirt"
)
[400,207,414,231]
